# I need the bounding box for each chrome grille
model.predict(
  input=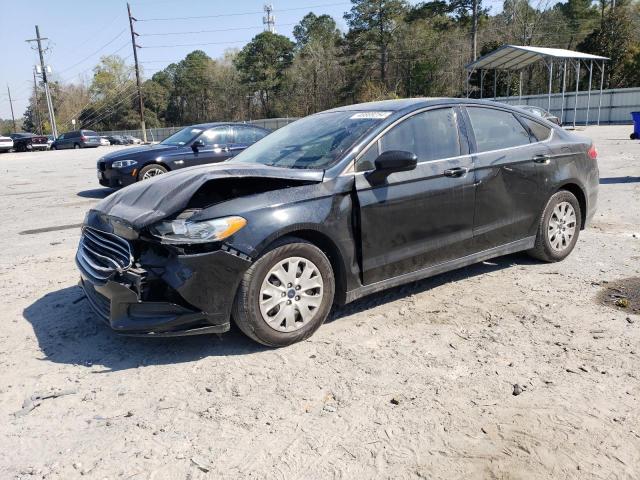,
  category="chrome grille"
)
[76,227,133,284]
